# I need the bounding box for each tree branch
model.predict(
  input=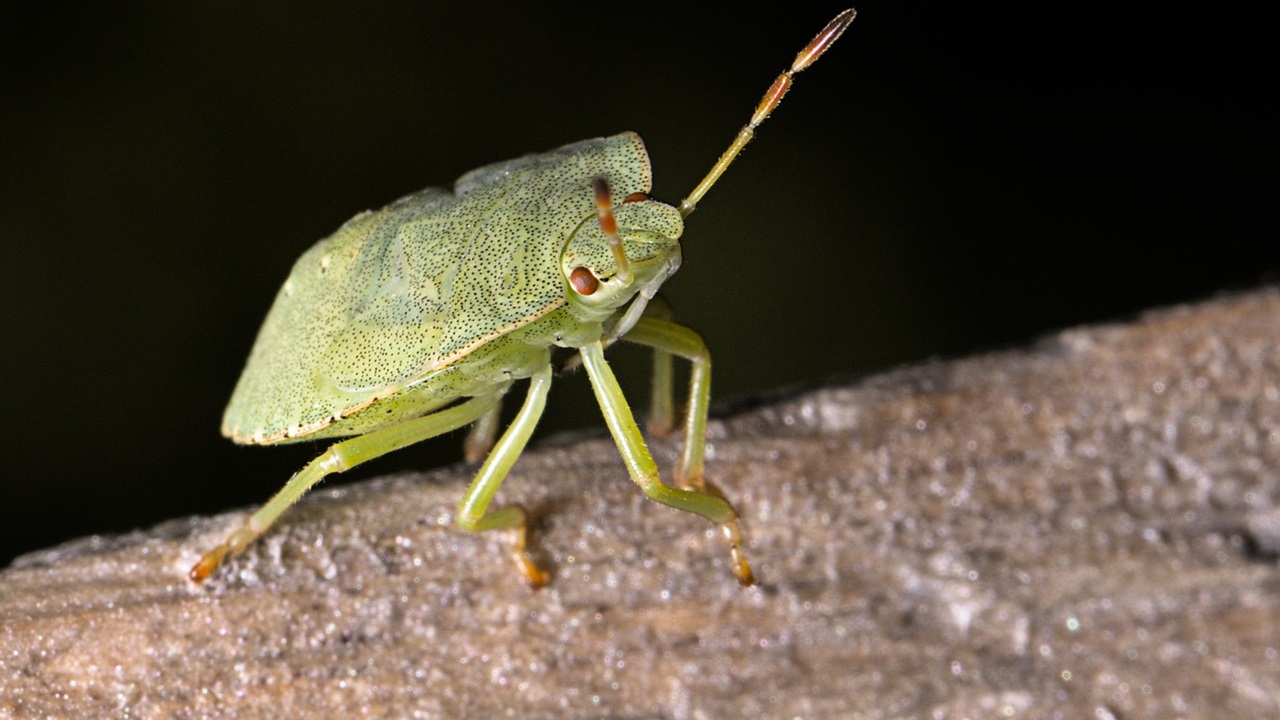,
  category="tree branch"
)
[3,289,1279,718]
